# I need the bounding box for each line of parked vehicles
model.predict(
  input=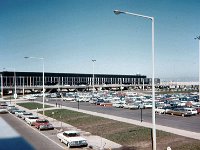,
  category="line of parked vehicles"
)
[58,91,200,117]
[0,101,88,148]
